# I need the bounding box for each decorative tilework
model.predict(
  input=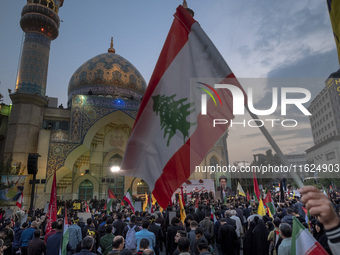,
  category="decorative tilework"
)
[46,142,79,181]
[16,32,51,96]
[51,130,69,142]
[68,53,146,99]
